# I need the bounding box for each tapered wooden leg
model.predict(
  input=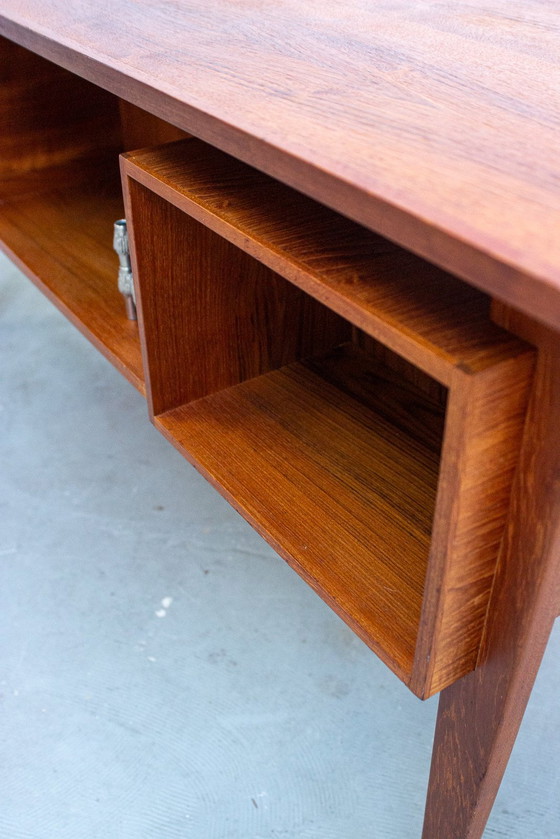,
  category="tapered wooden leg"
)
[422,317,560,839]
